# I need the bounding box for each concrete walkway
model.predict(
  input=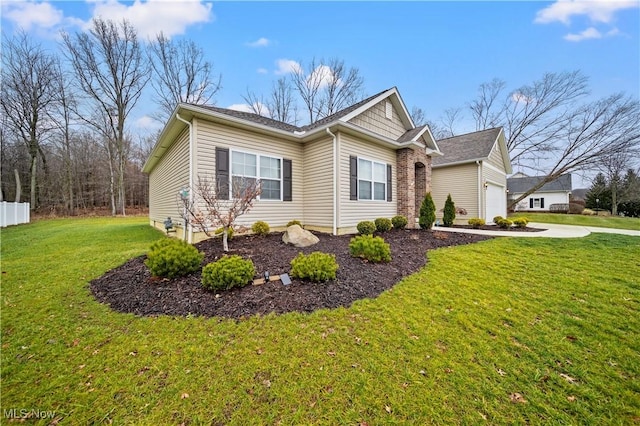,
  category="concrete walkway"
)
[436,222,640,238]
